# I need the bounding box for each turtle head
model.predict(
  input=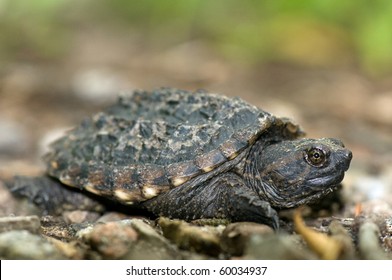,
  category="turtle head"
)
[256,138,352,208]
